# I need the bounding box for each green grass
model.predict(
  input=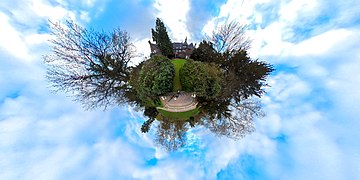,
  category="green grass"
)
[156,59,197,121]
[172,59,187,91]
[157,107,200,121]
